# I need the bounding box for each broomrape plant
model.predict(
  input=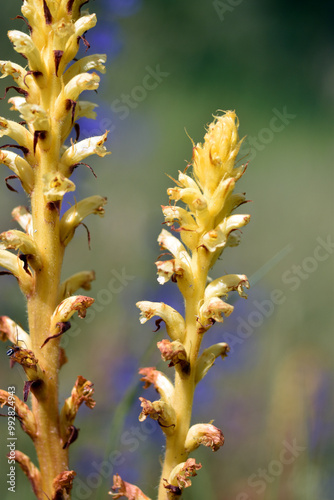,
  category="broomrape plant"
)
[0,2,252,500]
[0,0,108,498]
[109,111,251,500]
